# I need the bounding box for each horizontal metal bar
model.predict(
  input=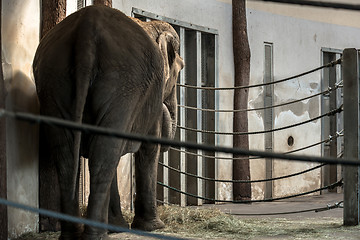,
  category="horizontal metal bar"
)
[132,8,218,35]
